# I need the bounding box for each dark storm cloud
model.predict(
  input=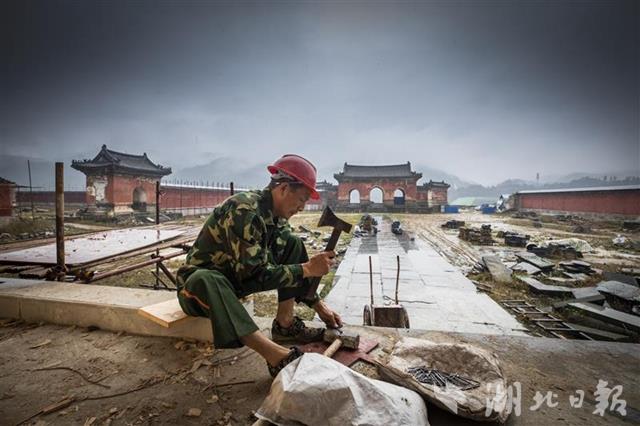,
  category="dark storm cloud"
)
[1,0,638,185]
